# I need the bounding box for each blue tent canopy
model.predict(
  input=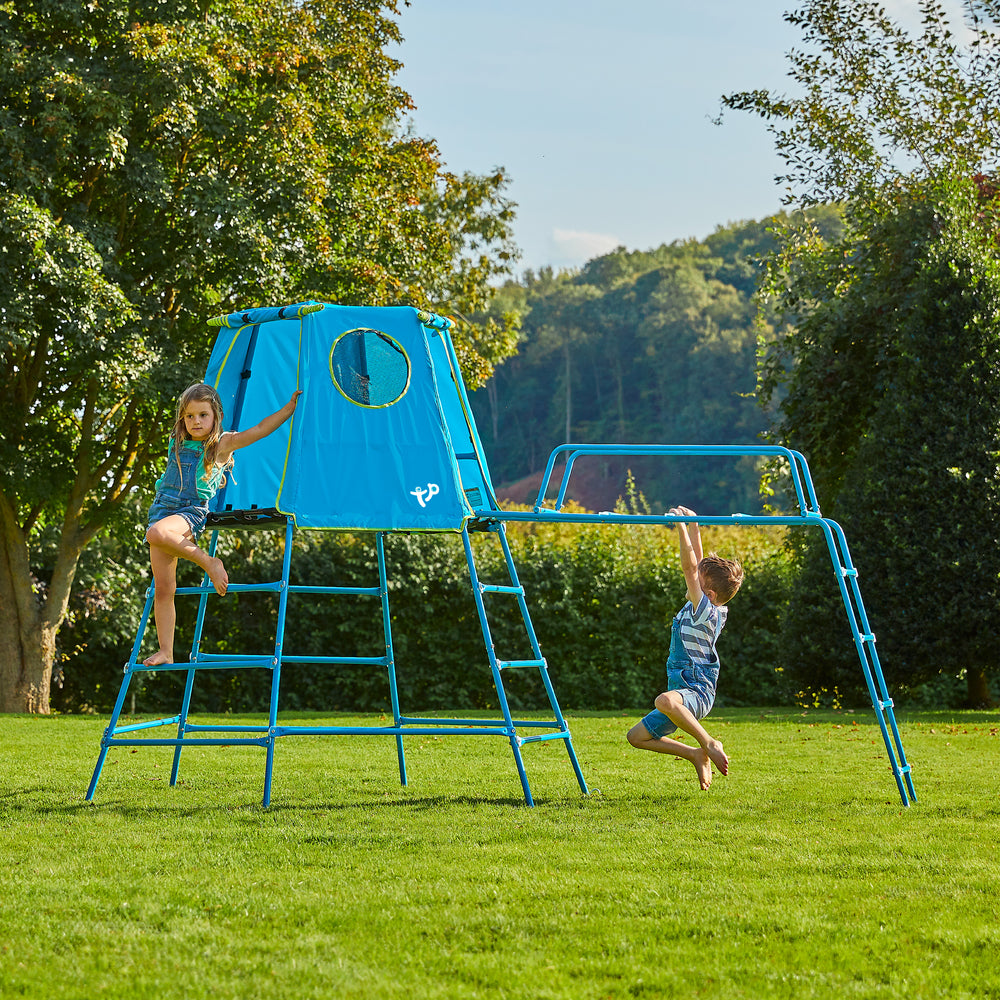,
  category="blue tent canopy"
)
[204,303,489,531]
